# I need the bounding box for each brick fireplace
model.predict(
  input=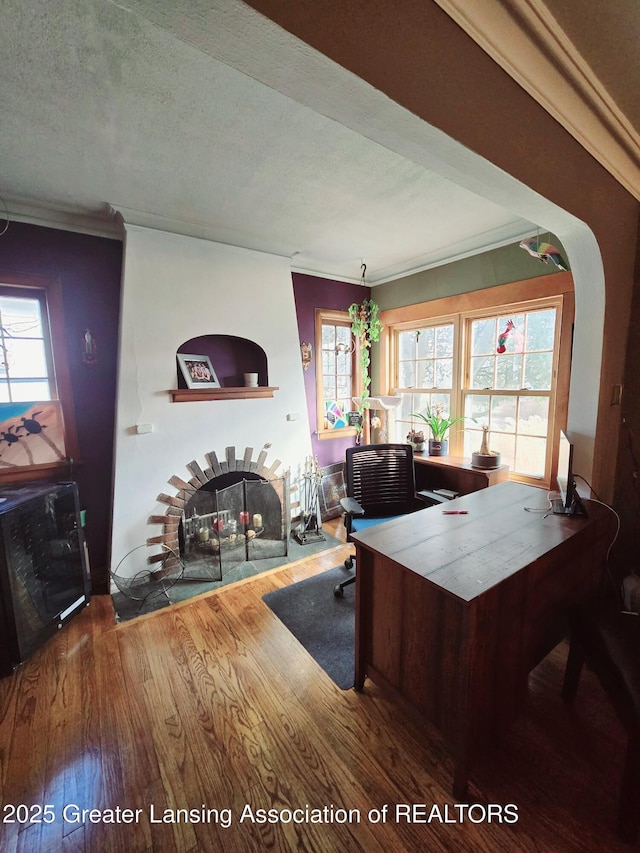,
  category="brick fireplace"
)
[147,445,290,580]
